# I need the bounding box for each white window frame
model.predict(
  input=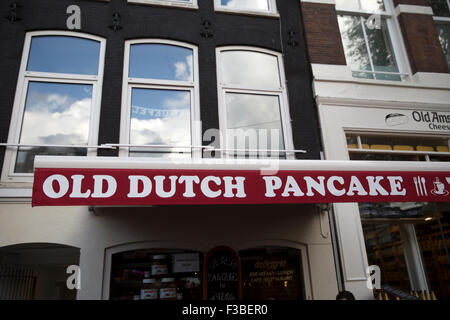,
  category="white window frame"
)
[1,31,106,184]
[214,0,279,17]
[127,0,198,9]
[119,39,201,159]
[346,132,450,161]
[336,0,411,81]
[216,46,295,159]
